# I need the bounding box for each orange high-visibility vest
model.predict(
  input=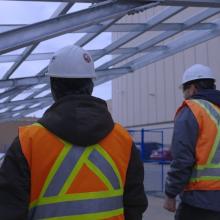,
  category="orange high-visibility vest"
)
[176,99,220,191]
[19,123,132,220]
